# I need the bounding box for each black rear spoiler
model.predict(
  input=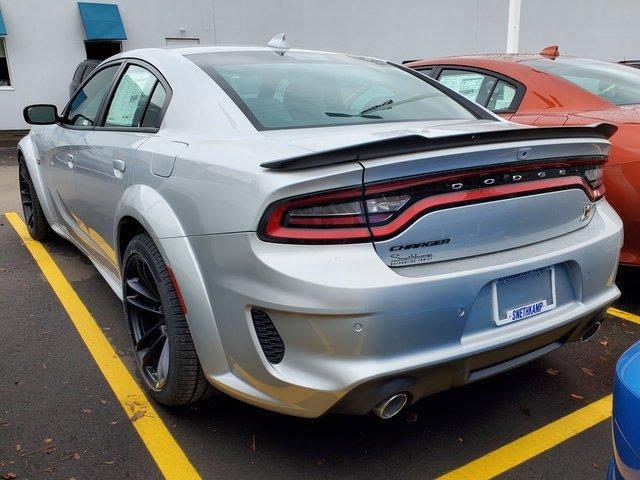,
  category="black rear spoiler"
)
[260,123,617,171]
